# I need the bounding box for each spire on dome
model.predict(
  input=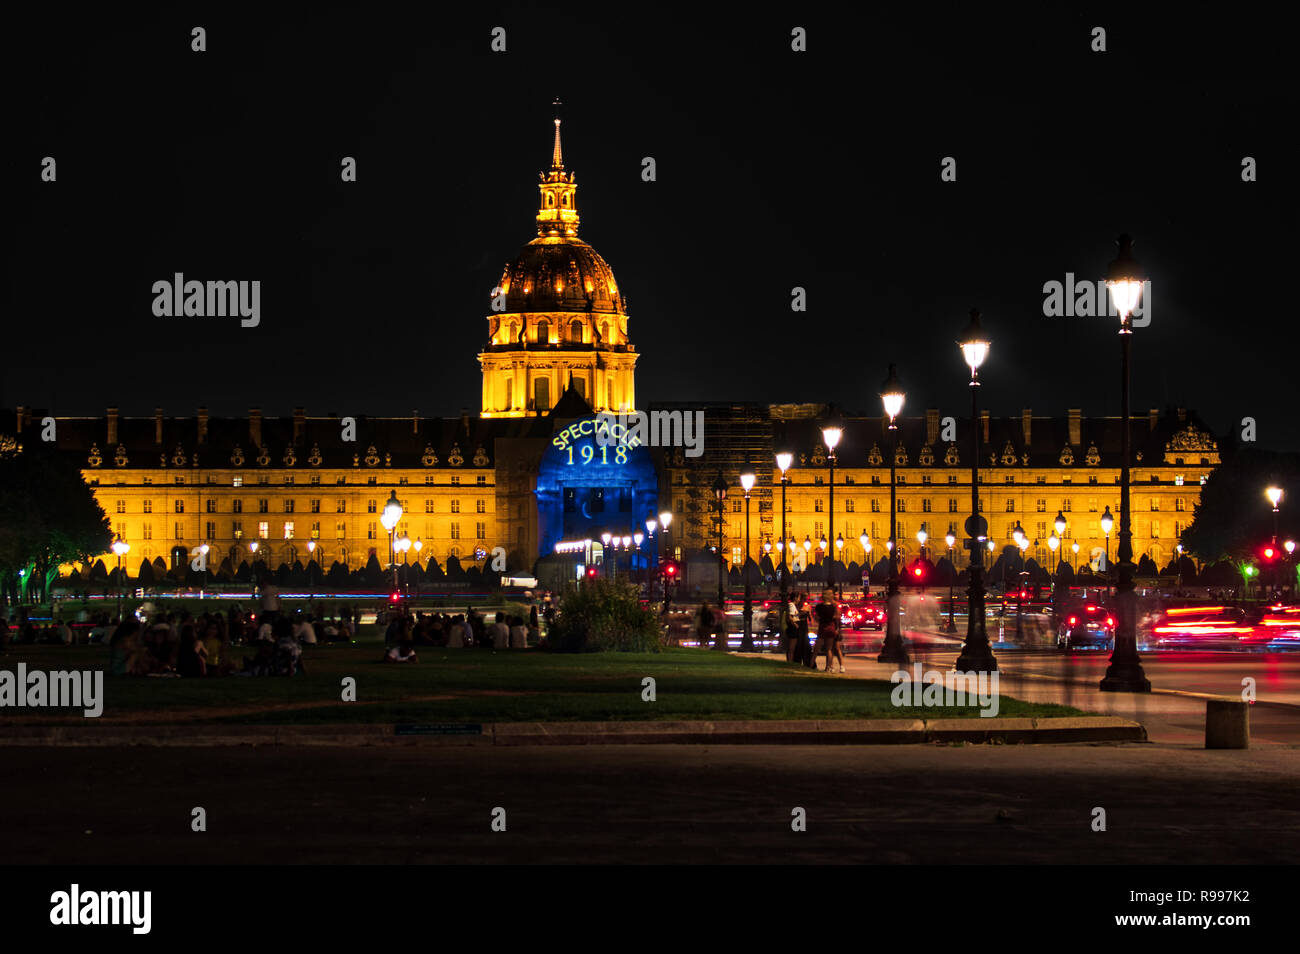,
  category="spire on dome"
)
[551,97,564,169]
[537,100,579,238]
